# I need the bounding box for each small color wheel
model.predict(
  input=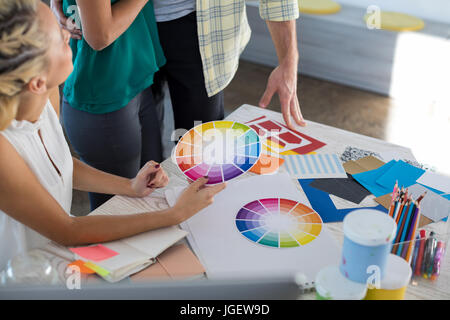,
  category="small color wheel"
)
[236,198,323,248]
